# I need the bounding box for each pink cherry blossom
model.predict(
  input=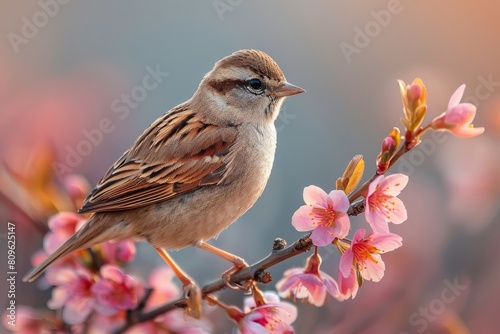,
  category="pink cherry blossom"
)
[292,186,350,246]
[339,229,402,283]
[91,265,144,316]
[99,239,136,264]
[365,174,408,234]
[63,174,91,208]
[47,267,95,324]
[33,212,88,287]
[337,267,359,300]
[238,291,297,334]
[276,252,342,306]
[431,84,485,138]
[145,267,181,309]
[43,212,85,254]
